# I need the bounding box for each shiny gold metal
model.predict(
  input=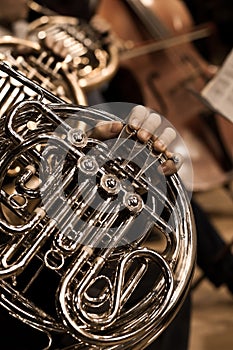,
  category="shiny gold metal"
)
[27,15,119,91]
[27,0,58,16]
[0,64,195,349]
[0,36,87,106]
